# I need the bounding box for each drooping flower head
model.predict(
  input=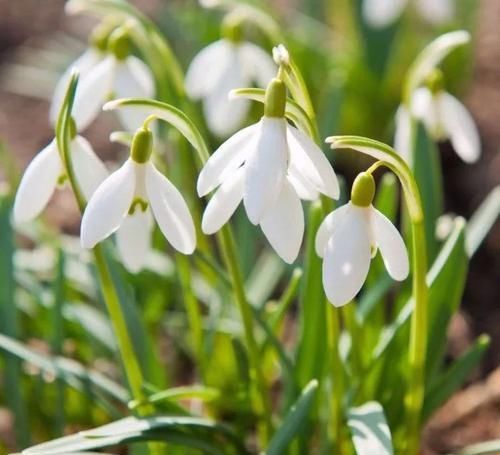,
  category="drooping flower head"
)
[13,117,108,225]
[80,125,196,272]
[198,77,339,263]
[185,16,275,137]
[316,172,409,307]
[363,0,454,28]
[53,25,154,133]
[395,70,480,164]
